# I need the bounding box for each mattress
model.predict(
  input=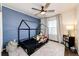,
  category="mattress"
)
[31,41,65,56]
